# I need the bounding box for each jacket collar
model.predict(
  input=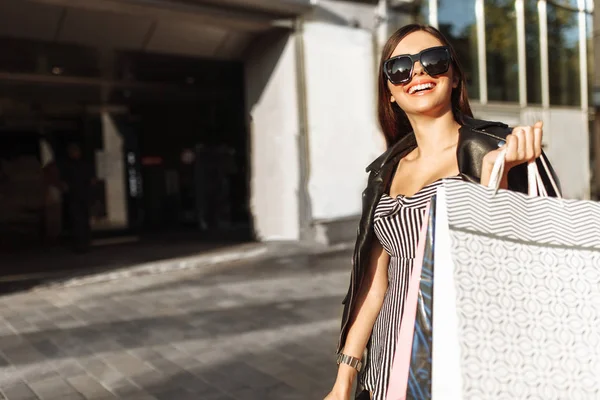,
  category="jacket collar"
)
[366,116,508,173]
